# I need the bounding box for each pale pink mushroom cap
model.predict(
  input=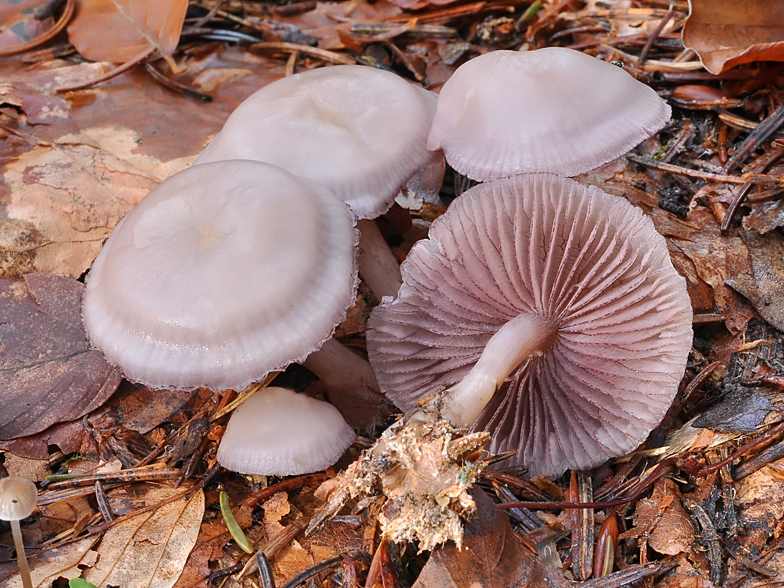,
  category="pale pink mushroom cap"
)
[216,387,356,475]
[0,477,37,521]
[83,160,358,391]
[427,48,671,180]
[368,174,692,476]
[197,65,438,219]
